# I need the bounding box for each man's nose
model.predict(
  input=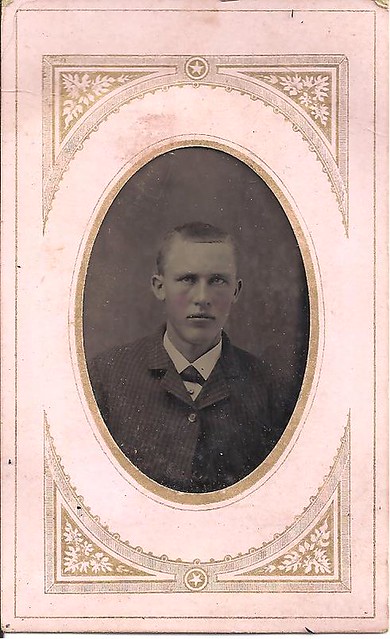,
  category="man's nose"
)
[193,280,210,305]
